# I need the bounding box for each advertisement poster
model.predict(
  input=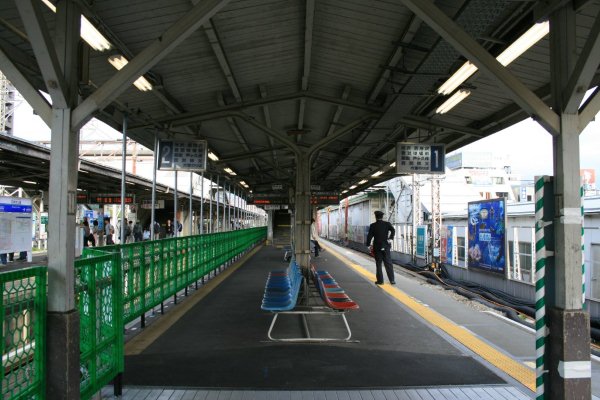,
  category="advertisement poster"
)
[440,225,453,263]
[416,225,427,259]
[467,198,506,274]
